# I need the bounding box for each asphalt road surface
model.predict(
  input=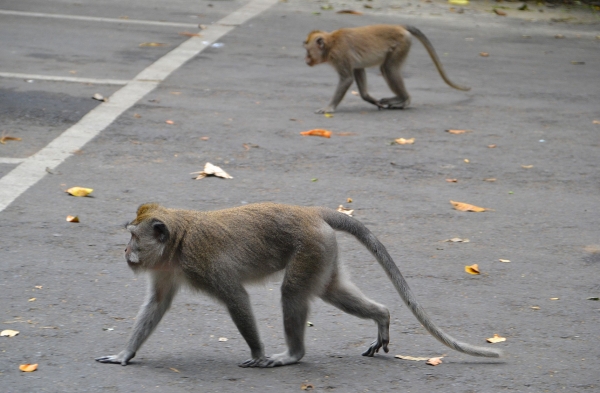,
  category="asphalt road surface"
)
[1,0,599,392]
